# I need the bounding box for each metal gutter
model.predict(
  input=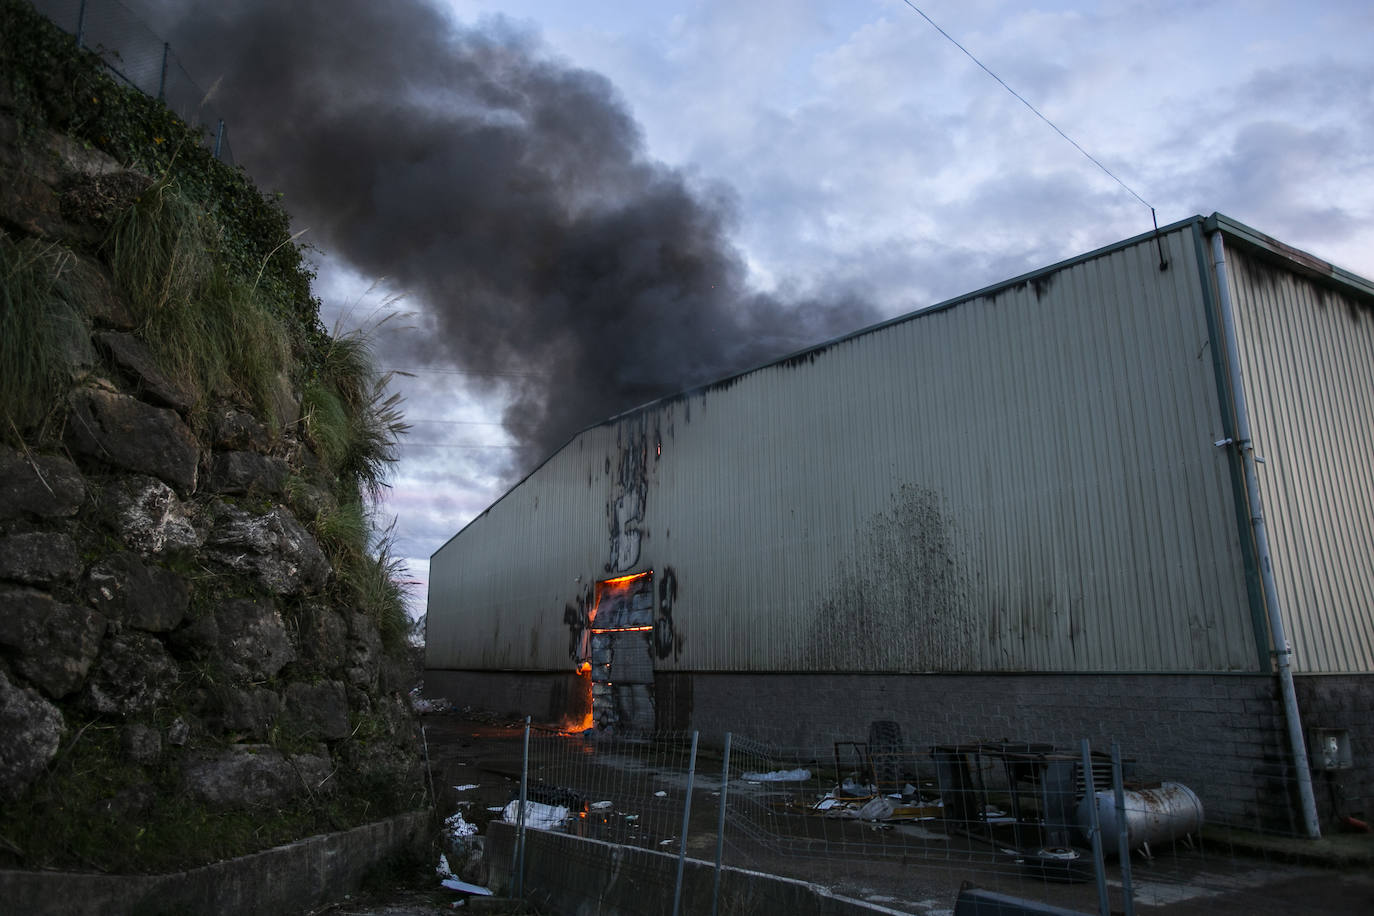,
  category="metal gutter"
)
[1207,229,1322,838]
[1190,223,1271,671]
